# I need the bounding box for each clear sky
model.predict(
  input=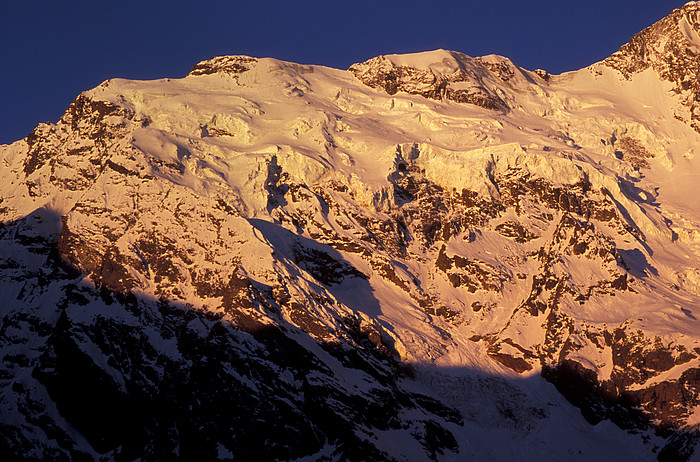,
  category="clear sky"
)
[0,0,688,145]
